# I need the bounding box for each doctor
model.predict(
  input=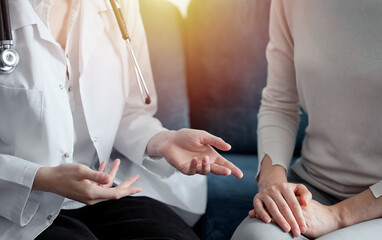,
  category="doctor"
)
[0,0,243,239]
